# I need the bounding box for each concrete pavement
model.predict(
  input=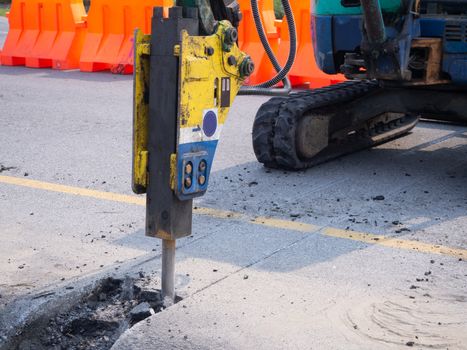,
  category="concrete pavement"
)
[0,65,466,349]
[113,236,467,350]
